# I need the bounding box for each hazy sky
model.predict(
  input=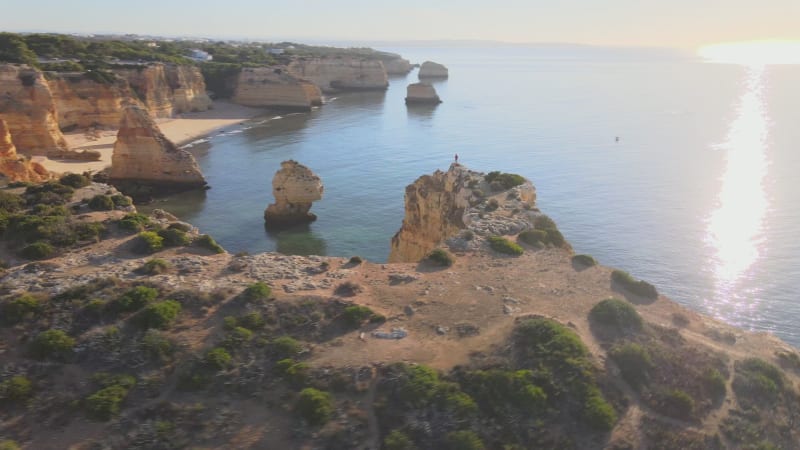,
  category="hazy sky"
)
[2,0,798,48]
